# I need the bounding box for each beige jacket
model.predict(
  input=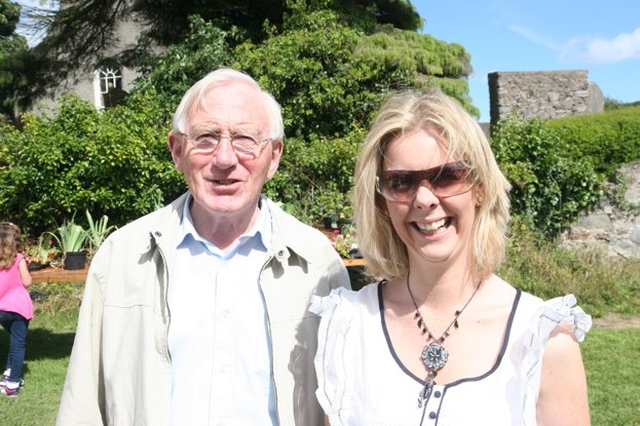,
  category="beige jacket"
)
[56,193,350,425]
